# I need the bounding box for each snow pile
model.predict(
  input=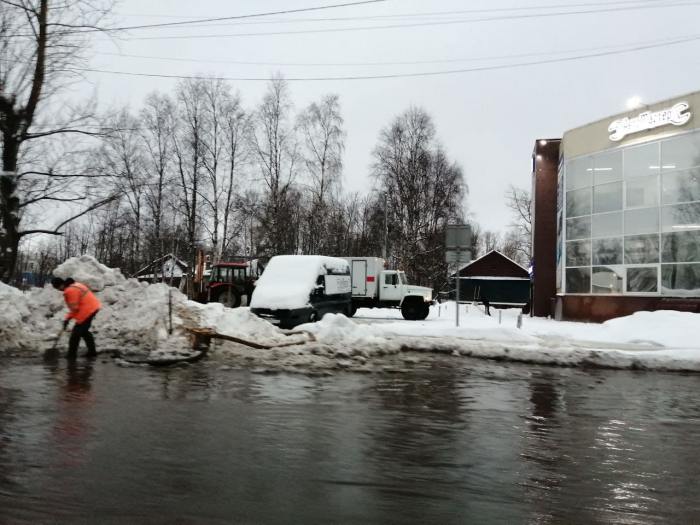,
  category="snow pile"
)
[179,302,288,345]
[53,255,125,291]
[601,310,699,349]
[250,255,349,310]
[96,280,189,352]
[299,313,394,352]
[0,281,33,350]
